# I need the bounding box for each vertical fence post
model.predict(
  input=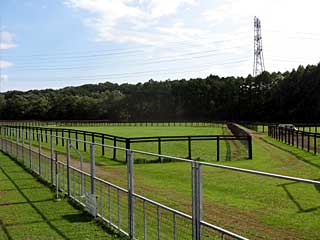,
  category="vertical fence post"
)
[67,139,71,196]
[314,134,317,155]
[158,137,162,163]
[29,130,32,169]
[50,135,54,185]
[248,135,253,159]
[113,137,117,160]
[216,136,220,161]
[10,128,13,154]
[102,135,105,156]
[22,129,25,165]
[38,133,42,175]
[75,131,78,150]
[15,128,18,158]
[127,150,135,239]
[55,151,59,198]
[126,139,131,163]
[192,162,202,240]
[188,137,192,160]
[62,130,65,146]
[90,143,96,196]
